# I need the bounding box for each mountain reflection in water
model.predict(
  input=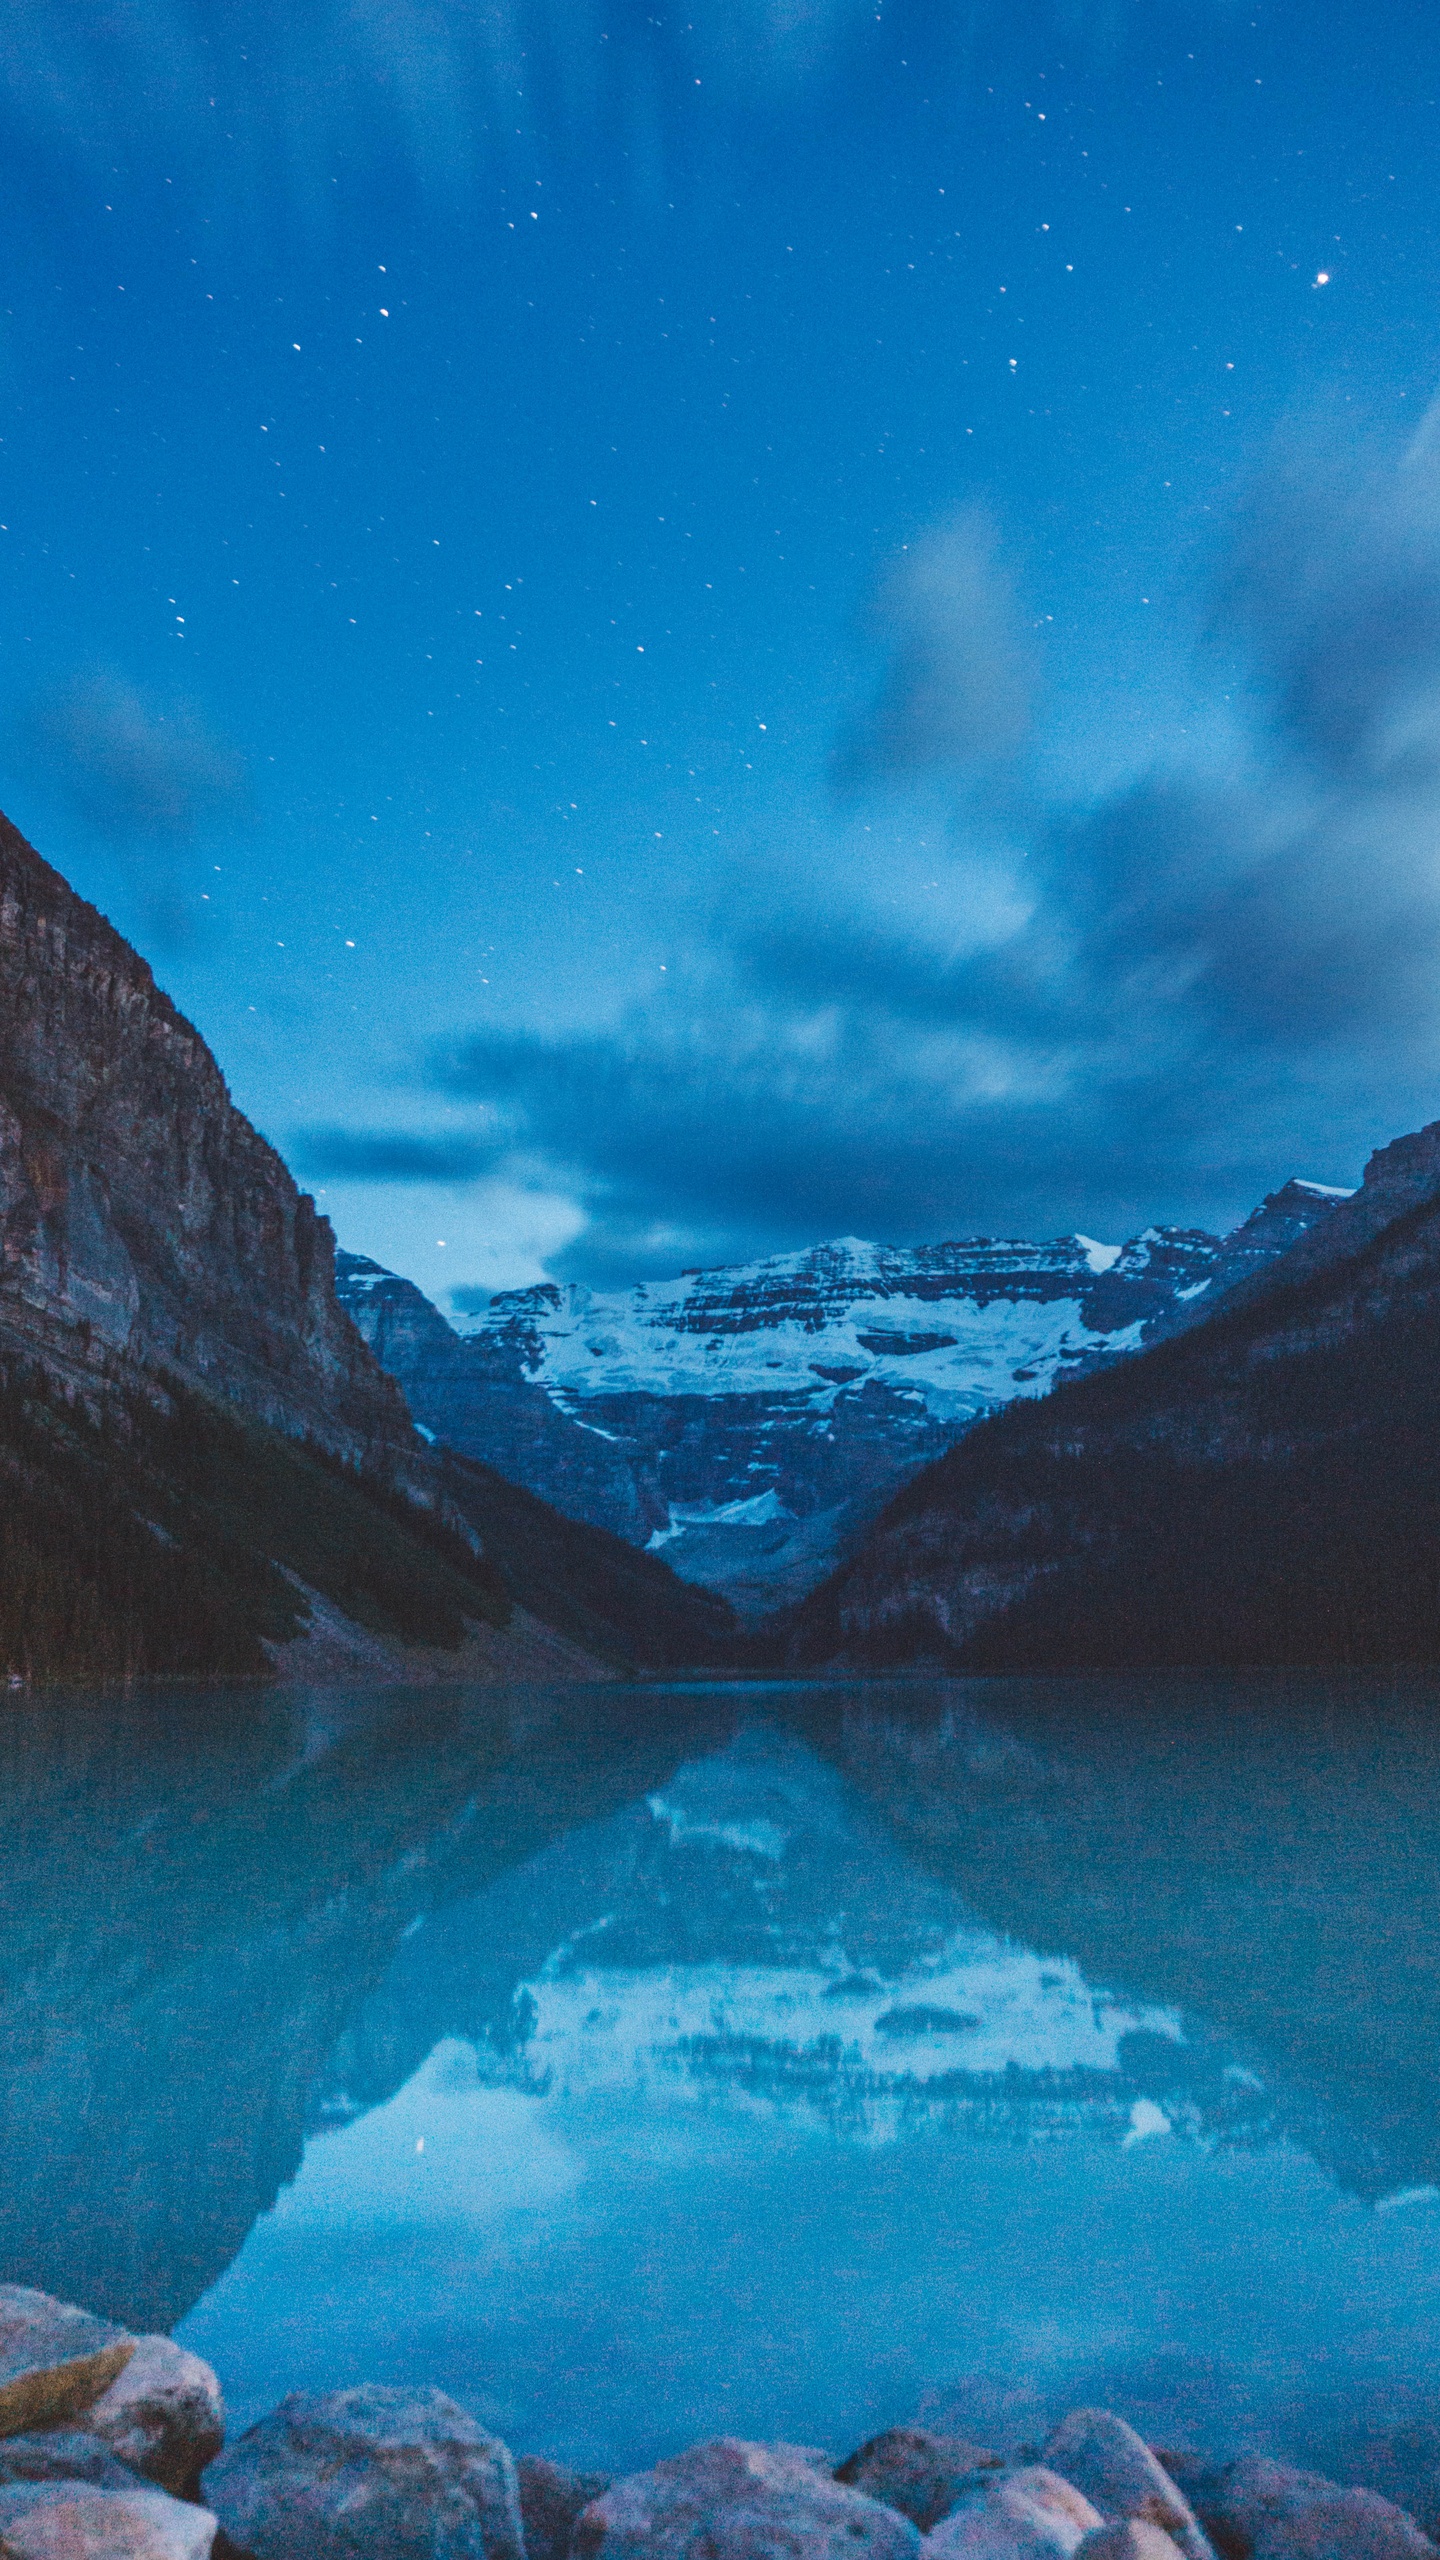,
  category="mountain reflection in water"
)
[3,1672,1440,2484]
